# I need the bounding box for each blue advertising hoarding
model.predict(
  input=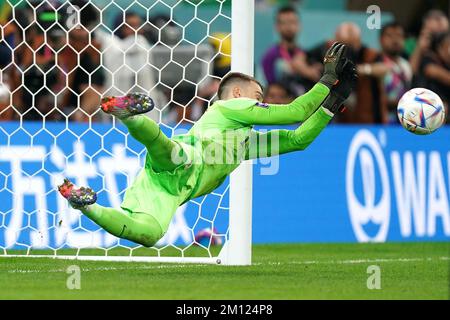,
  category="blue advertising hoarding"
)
[0,121,449,249]
[253,125,449,243]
